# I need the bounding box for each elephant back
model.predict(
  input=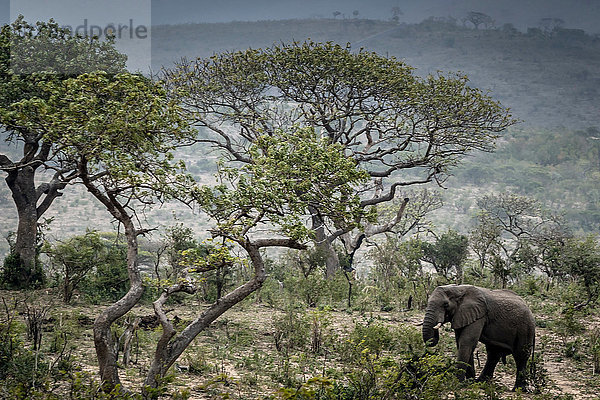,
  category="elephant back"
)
[485,289,535,335]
